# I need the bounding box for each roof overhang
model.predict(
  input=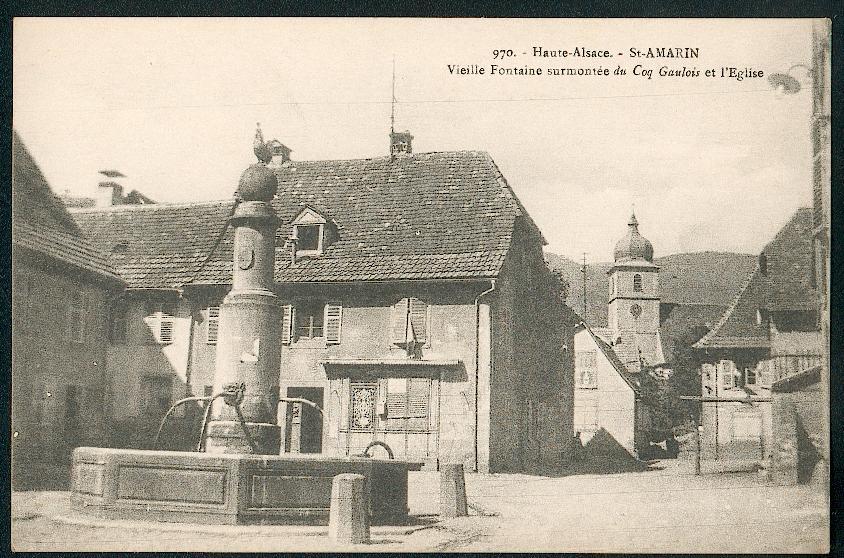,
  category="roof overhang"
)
[323,358,461,367]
